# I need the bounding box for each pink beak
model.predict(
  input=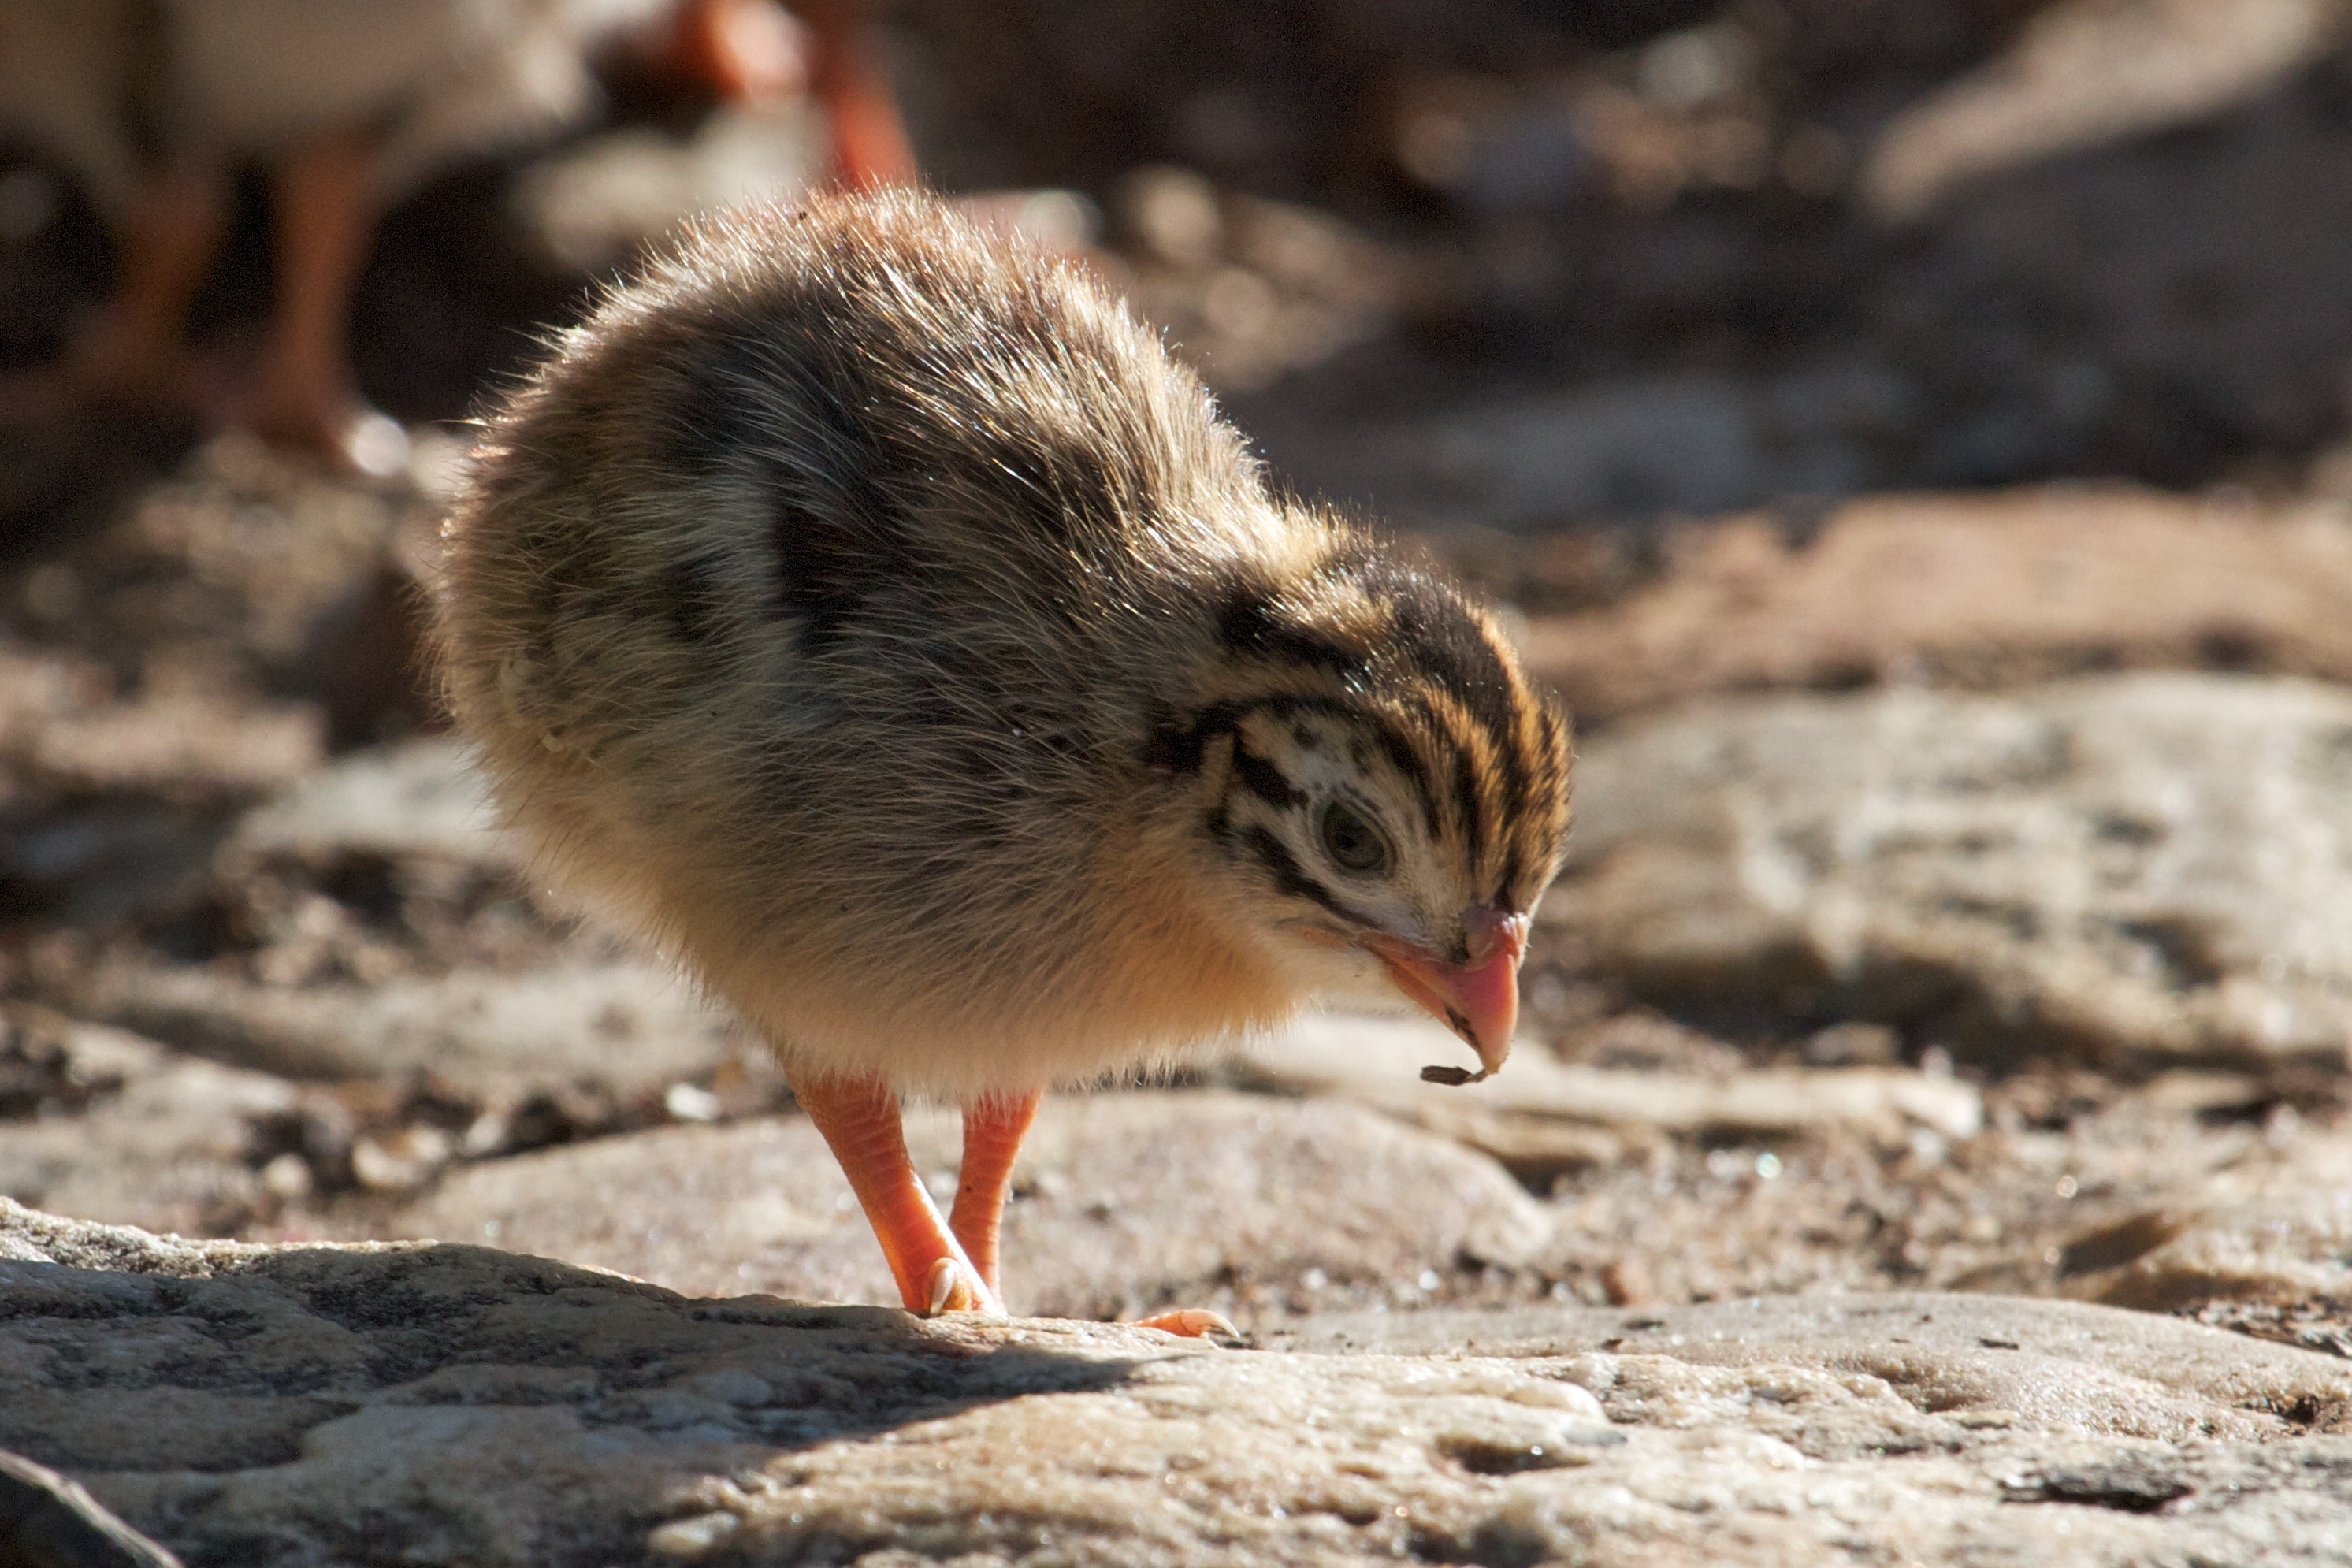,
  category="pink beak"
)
[1360,905,1530,1079]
